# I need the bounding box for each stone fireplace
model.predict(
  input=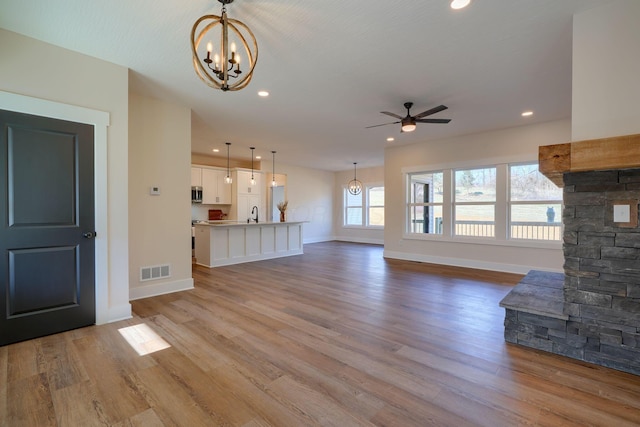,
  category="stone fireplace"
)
[500,133,640,375]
